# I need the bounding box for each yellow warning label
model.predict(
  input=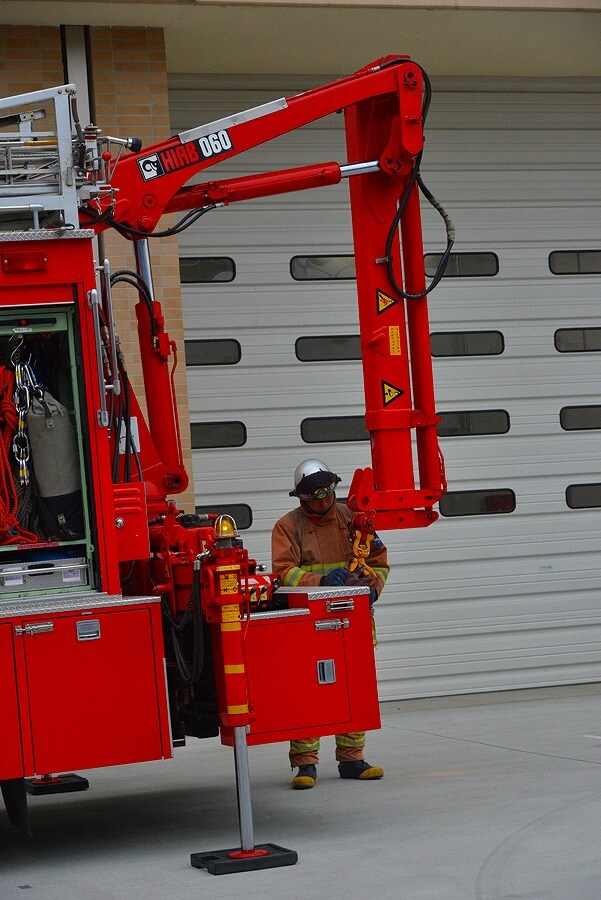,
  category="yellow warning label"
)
[382,381,404,406]
[221,604,240,622]
[389,325,402,356]
[219,573,239,595]
[377,290,398,314]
